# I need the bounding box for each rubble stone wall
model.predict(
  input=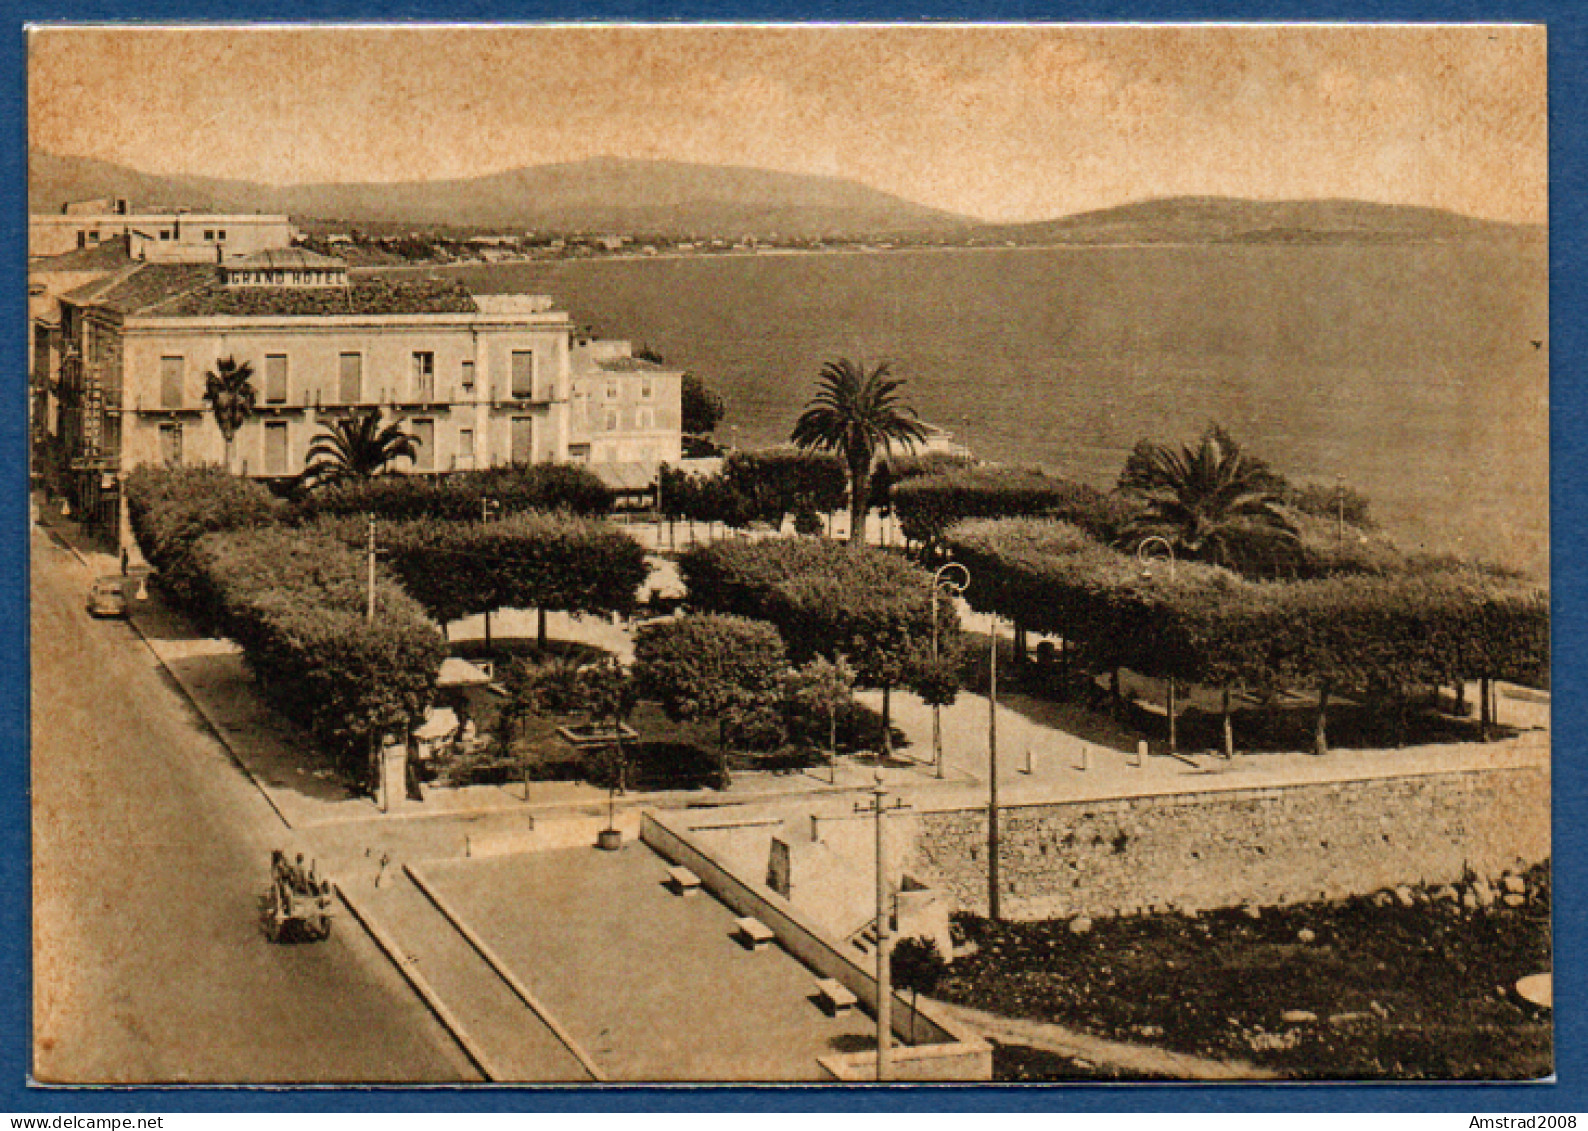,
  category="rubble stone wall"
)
[906,766,1549,921]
